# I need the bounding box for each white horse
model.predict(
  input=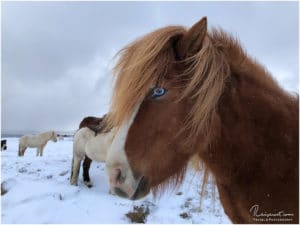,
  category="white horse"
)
[18,131,58,157]
[70,127,115,187]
